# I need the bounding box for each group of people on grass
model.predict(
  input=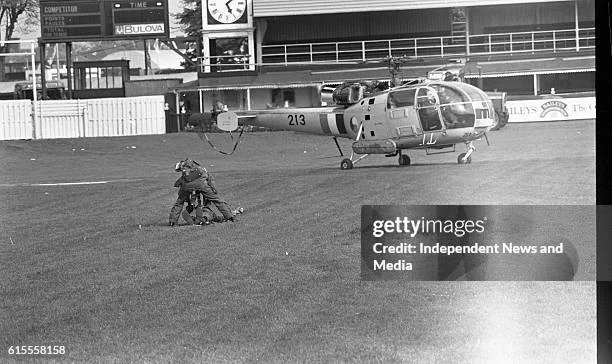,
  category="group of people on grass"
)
[168,158,241,226]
